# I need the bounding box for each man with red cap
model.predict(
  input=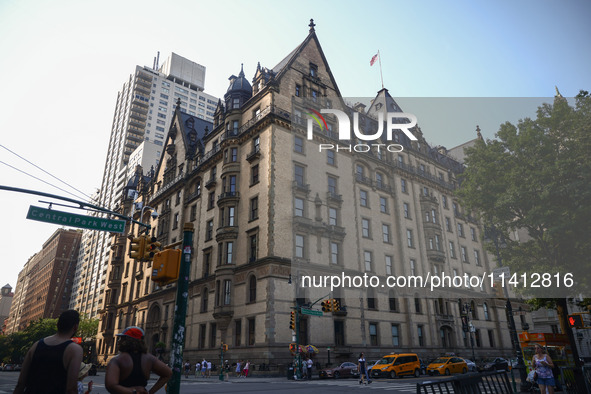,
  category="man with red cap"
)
[105,326,171,394]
